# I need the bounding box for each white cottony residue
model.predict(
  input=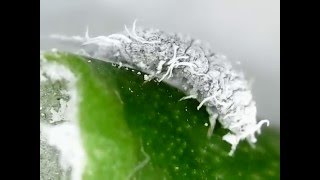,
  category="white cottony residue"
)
[40,54,86,180]
[40,61,76,83]
[41,123,86,180]
[50,99,68,123]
